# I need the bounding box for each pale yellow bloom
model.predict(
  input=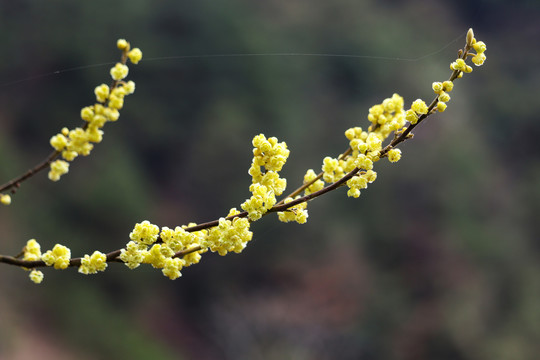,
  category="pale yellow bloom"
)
[42,244,71,269]
[48,160,69,181]
[0,194,11,205]
[411,99,428,115]
[79,251,108,274]
[110,63,129,81]
[117,39,129,50]
[387,148,402,163]
[29,270,44,284]
[23,239,41,261]
[128,48,143,64]
[94,84,110,103]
